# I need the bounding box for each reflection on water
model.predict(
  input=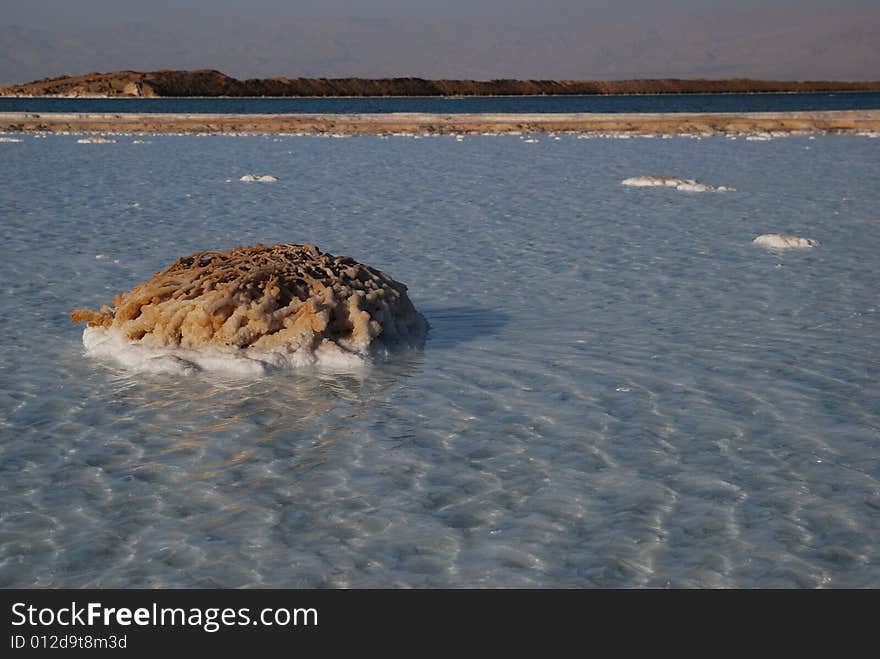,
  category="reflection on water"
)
[1,134,879,587]
[423,306,510,349]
